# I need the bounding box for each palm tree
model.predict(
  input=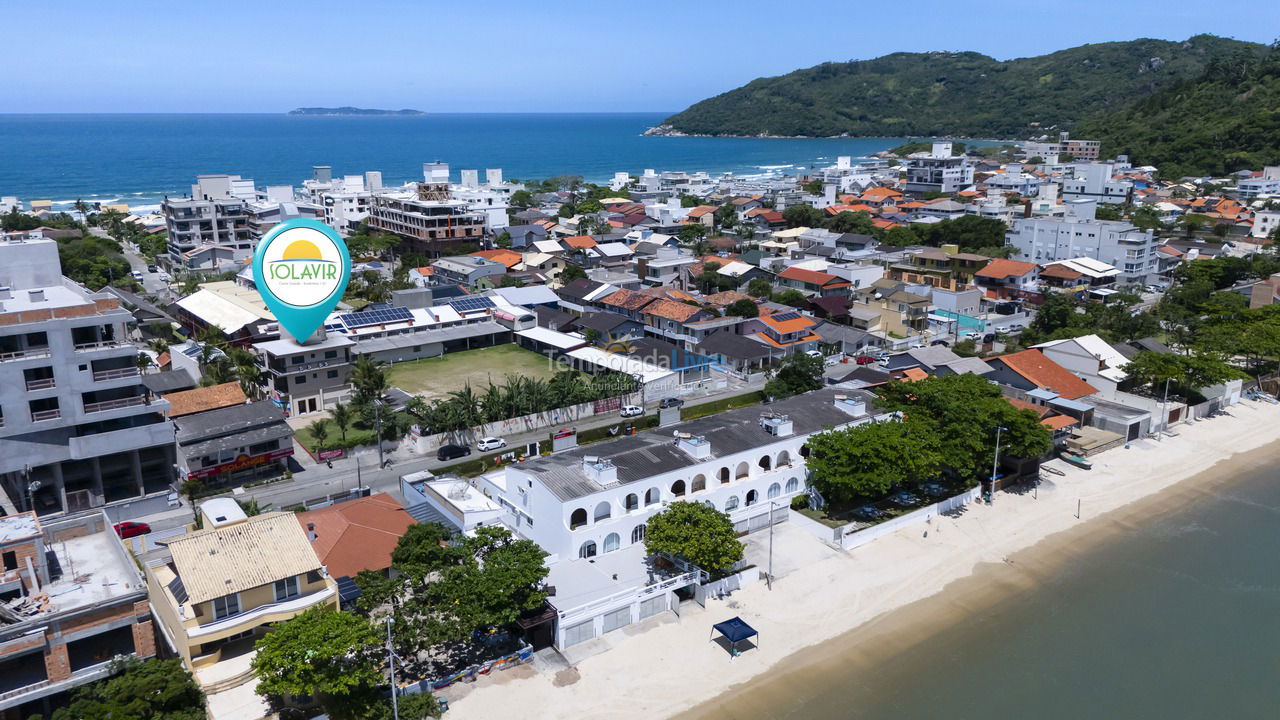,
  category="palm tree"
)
[147,338,170,371]
[447,383,483,435]
[480,383,504,424]
[200,358,237,386]
[330,401,352,442]
[351,356,389,404]
[307,419,330,450]
[134,352,153,374]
